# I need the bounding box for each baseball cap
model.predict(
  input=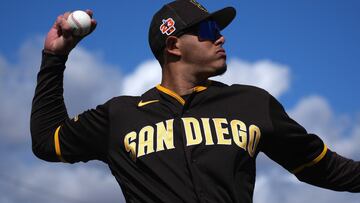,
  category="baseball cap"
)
[148,0,236,60]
